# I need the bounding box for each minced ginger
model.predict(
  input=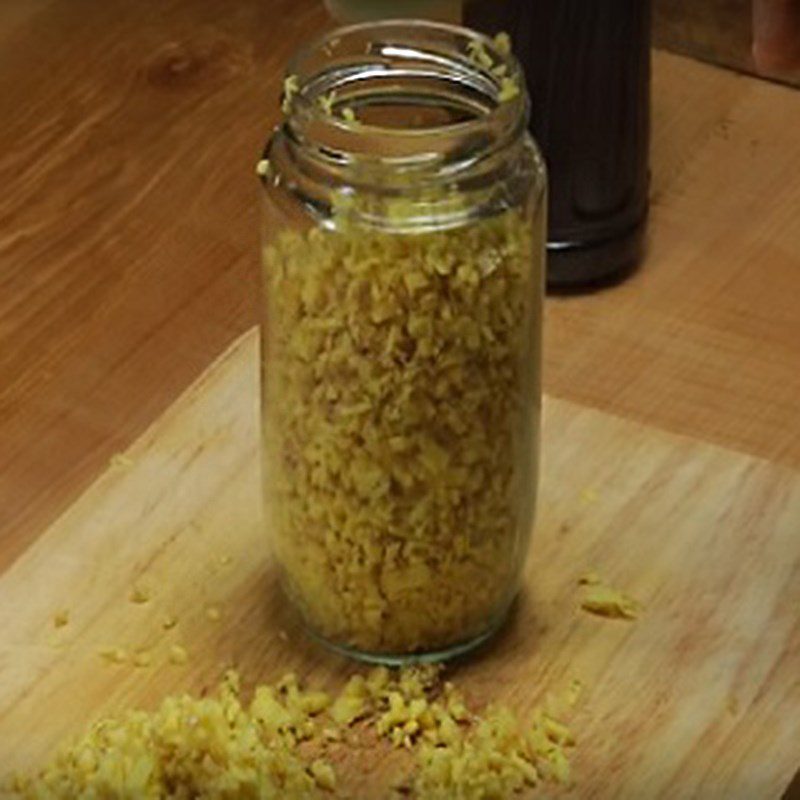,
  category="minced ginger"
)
[262,209,539,655]
[578,574,641,620]
[6,665,575,799]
